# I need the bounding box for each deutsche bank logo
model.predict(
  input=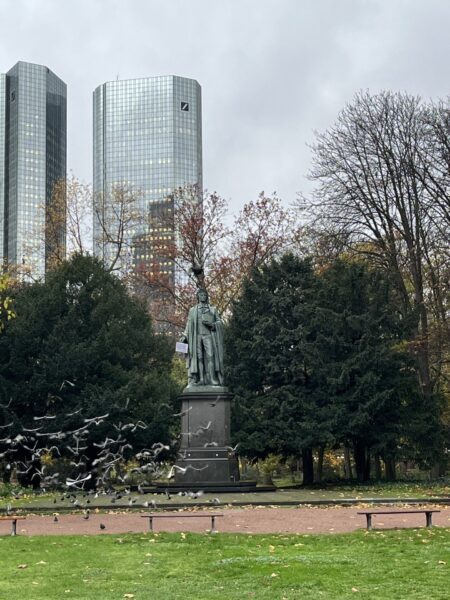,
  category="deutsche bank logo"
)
[181,102,189,112]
